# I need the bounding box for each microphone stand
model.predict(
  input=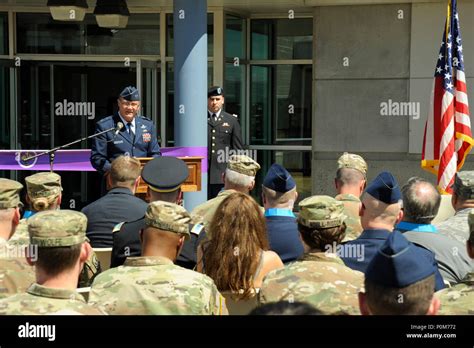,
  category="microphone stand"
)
[21,126,118,172]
